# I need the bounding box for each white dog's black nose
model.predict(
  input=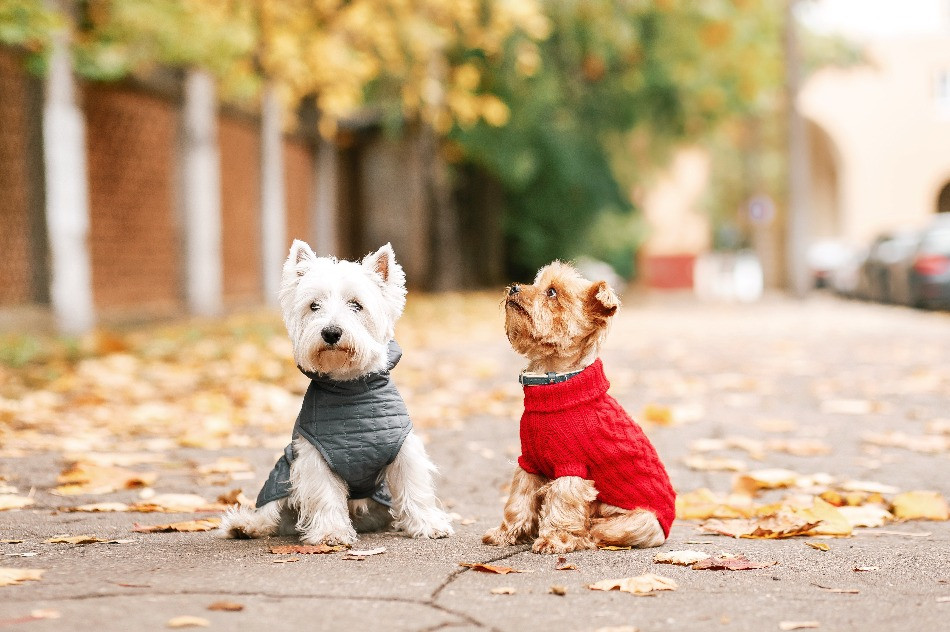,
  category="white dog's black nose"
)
[321,326,343,345]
